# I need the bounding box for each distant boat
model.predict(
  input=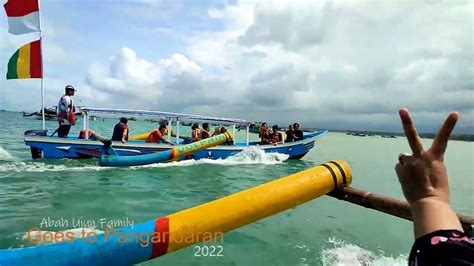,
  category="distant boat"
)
[23,107,82,120]
[23,107,58,120]
[381,135,397,138]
